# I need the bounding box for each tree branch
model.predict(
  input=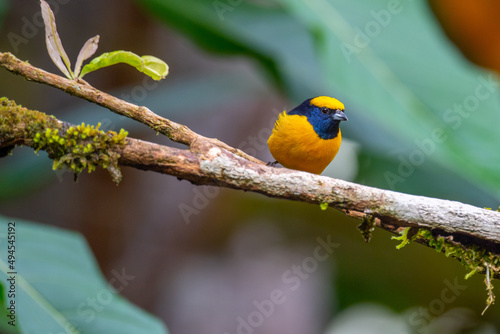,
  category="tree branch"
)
[0,52,262,164]
[1,52,500,279]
